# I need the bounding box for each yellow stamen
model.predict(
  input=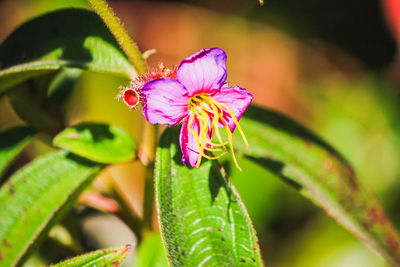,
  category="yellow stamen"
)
[203,146,224,152]
[208,141,228,148]
[202,152,228,160]
[186,93,248,170]
[219,102,249,148]
[221,118,242,171]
